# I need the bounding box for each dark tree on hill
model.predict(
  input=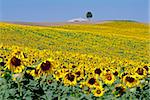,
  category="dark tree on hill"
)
[86,11,93,21]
